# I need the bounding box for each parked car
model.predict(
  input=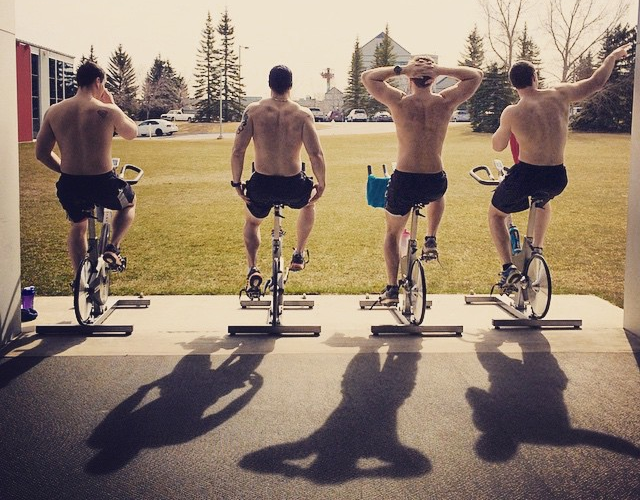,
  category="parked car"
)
[450,109,471,122]
[327,109,344,122]
[346,109,368,122]
[137,119,179,137]
[372,111,393,122]
[160,109,196,122]
[308,107,326,122]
